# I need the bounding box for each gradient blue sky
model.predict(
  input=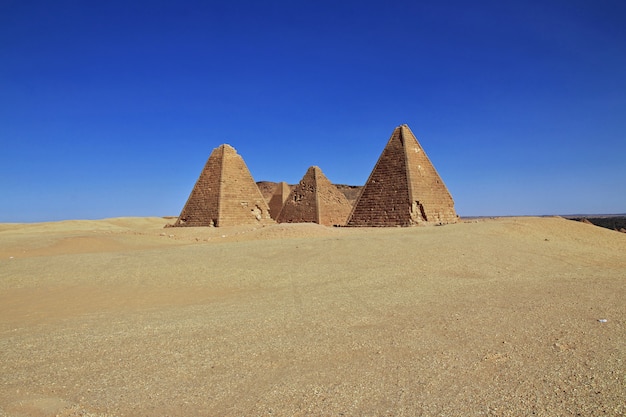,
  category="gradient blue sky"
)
[1,0,625,222]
